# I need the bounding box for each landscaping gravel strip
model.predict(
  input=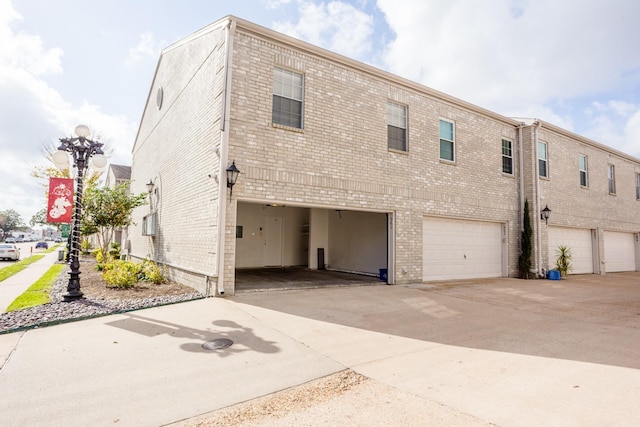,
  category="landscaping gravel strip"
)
[0,271,204,333]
